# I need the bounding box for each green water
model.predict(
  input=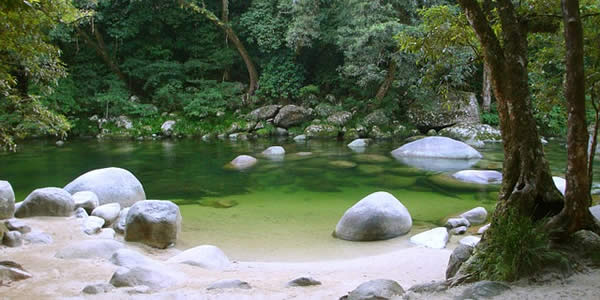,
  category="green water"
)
[0,138,595,261]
